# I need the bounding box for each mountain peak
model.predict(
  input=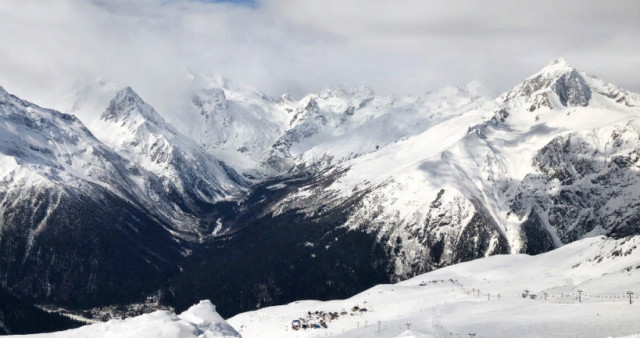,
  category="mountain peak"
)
[534,57,576,78]
[501,58,591,108]
[277,93,292,105]
[102,86,165,125]
[113,86,143,105]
